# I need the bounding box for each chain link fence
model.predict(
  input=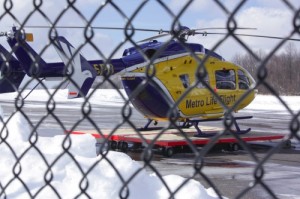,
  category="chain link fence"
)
[1,0,300,198]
